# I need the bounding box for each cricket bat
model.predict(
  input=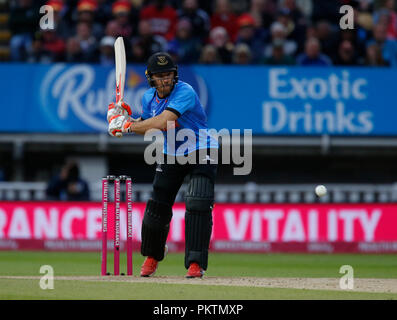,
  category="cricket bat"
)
[114,37,126,137]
